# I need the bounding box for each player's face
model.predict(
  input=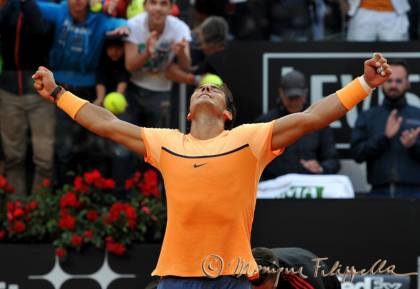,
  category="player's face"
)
[382,65,410,101]
[144,0,172,26]
[68,0,89,14]
[189,84,227,115]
